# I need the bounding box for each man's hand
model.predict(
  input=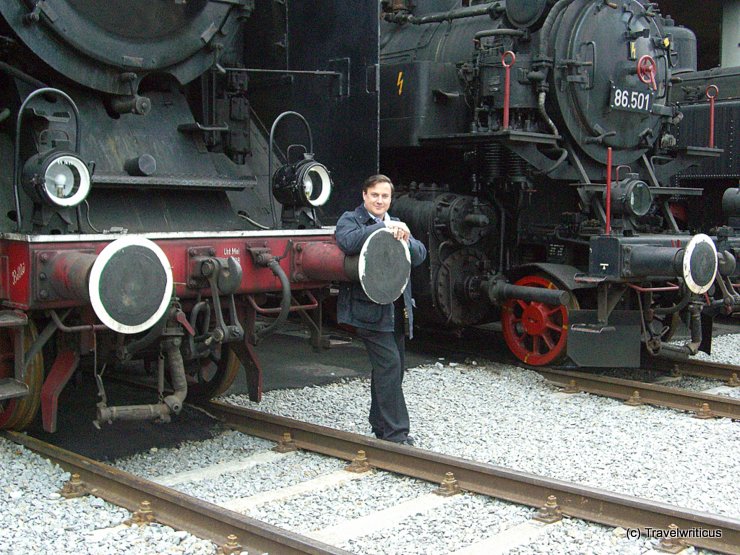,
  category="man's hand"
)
[386,220,410,242]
